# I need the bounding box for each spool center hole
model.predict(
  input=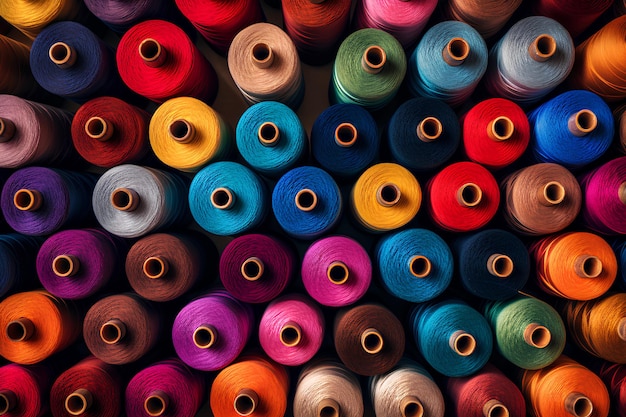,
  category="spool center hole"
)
[328,264,348,284]
[336,124,357,145]
[455,334,476,356]
[319,405,339,417]
[194,327,215,348]
[576,110,597,132]
[493,256,513,278]
[112,190,131,210]
[489,404,508,417]
[421,118,442,139]
[461,184,481,206]
[582,256,602,278]
[234,395,255,416]
[281,326,300,346]
[86,118,105,136]
[54,257,72,276]
[531,327,551,348]
[410,256,431,278]
[242,260,262,280]
[573,397,593,417]
[14,191,34,210]
[260,123,277,141]
[101,323,121,344]
[366,47,384,66]
[50,43,70,62]
[0,394,9,414]
[403,401,424,417]
[140,40,160,60]
[144,258,164,278]
[380,185,399,204]
[493,117,514,139]
[252,43,270,62]
[449,38,469,60]
[145,396,166,416]
[211,189,231,208]
[6,322,26,342]
[363,333,383,353]
[66,394,87,415]
[297,190,315,209]
[536,35,556,57]
[544,182,565,204]
[169,120,189,140]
